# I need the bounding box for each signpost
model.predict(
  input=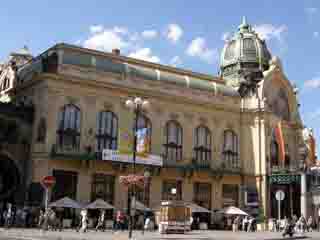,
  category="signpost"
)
[41,176,56,209]
[275,190,285,221]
